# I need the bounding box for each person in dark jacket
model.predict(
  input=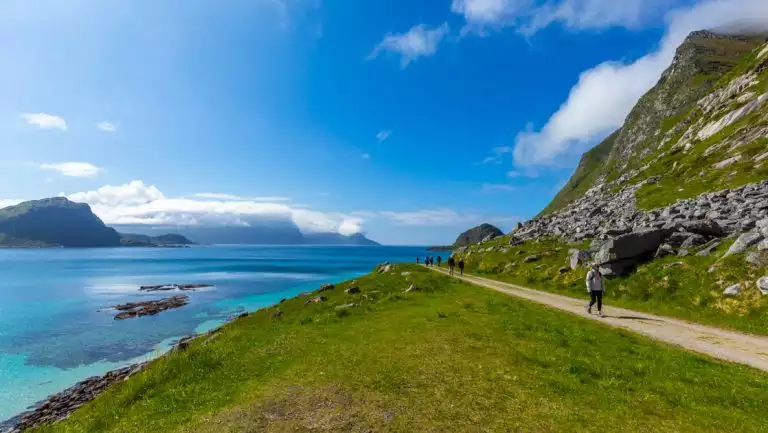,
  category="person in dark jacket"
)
[437,256,442,267]
[458,258,465,276]
[448,256,456,275]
